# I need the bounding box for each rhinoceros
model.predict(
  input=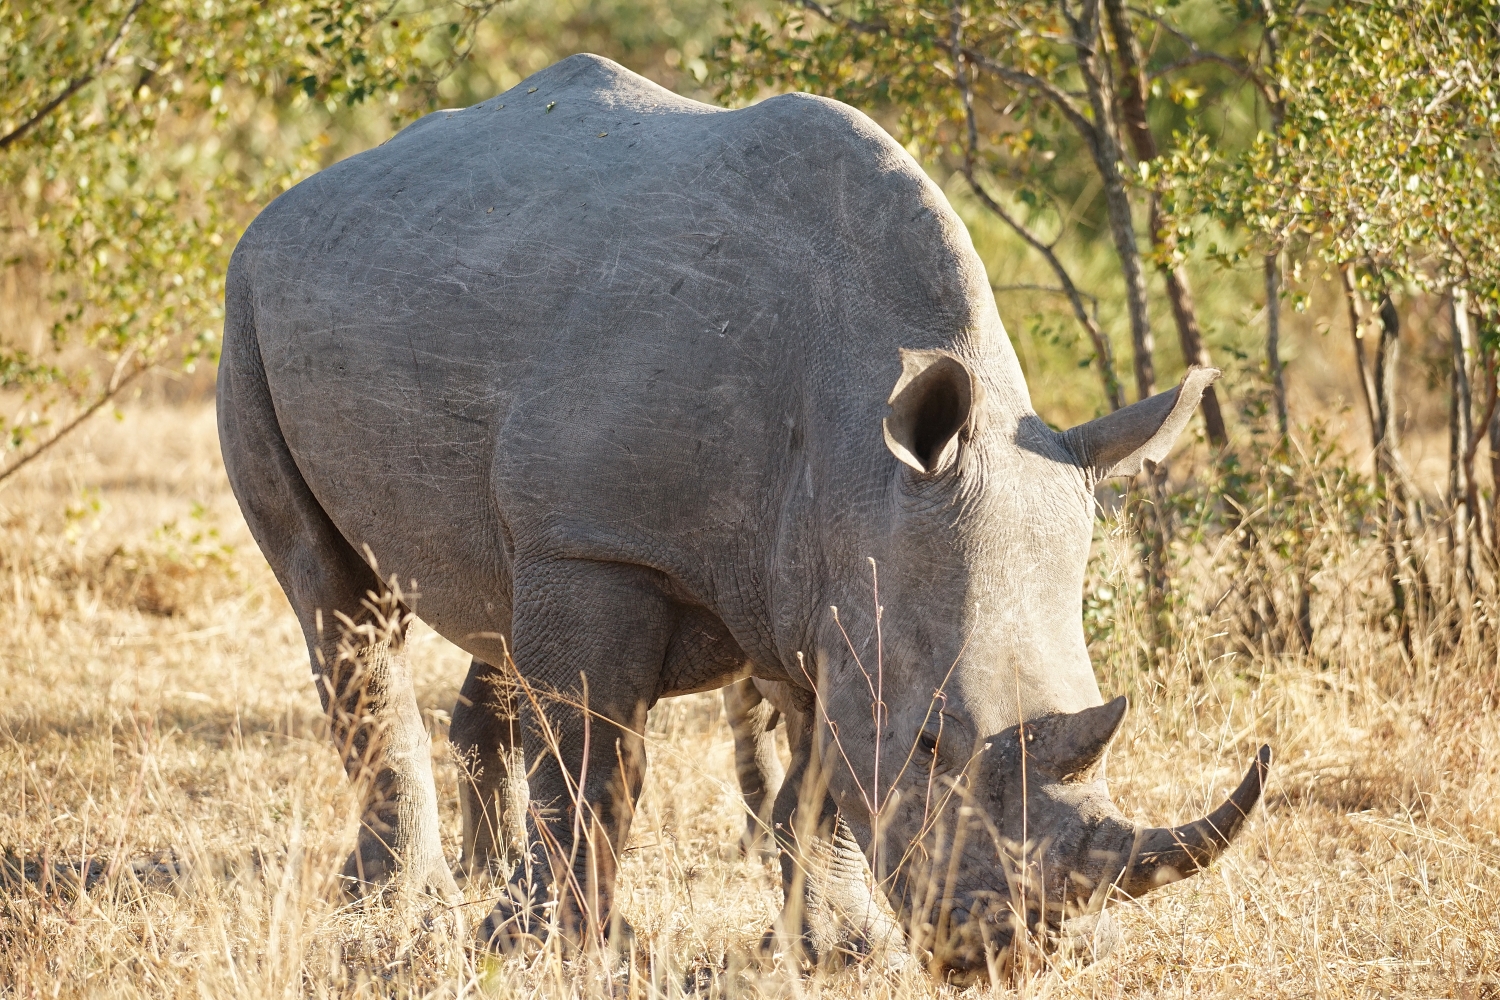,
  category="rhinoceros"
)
[217,53,1269,979]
